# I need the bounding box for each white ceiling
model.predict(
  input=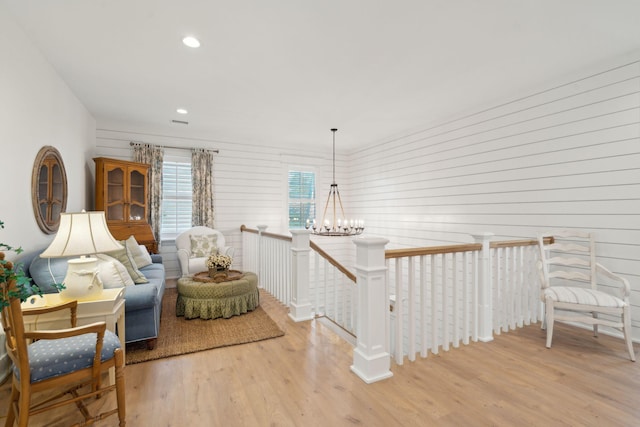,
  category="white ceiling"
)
[4,0,640,152]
